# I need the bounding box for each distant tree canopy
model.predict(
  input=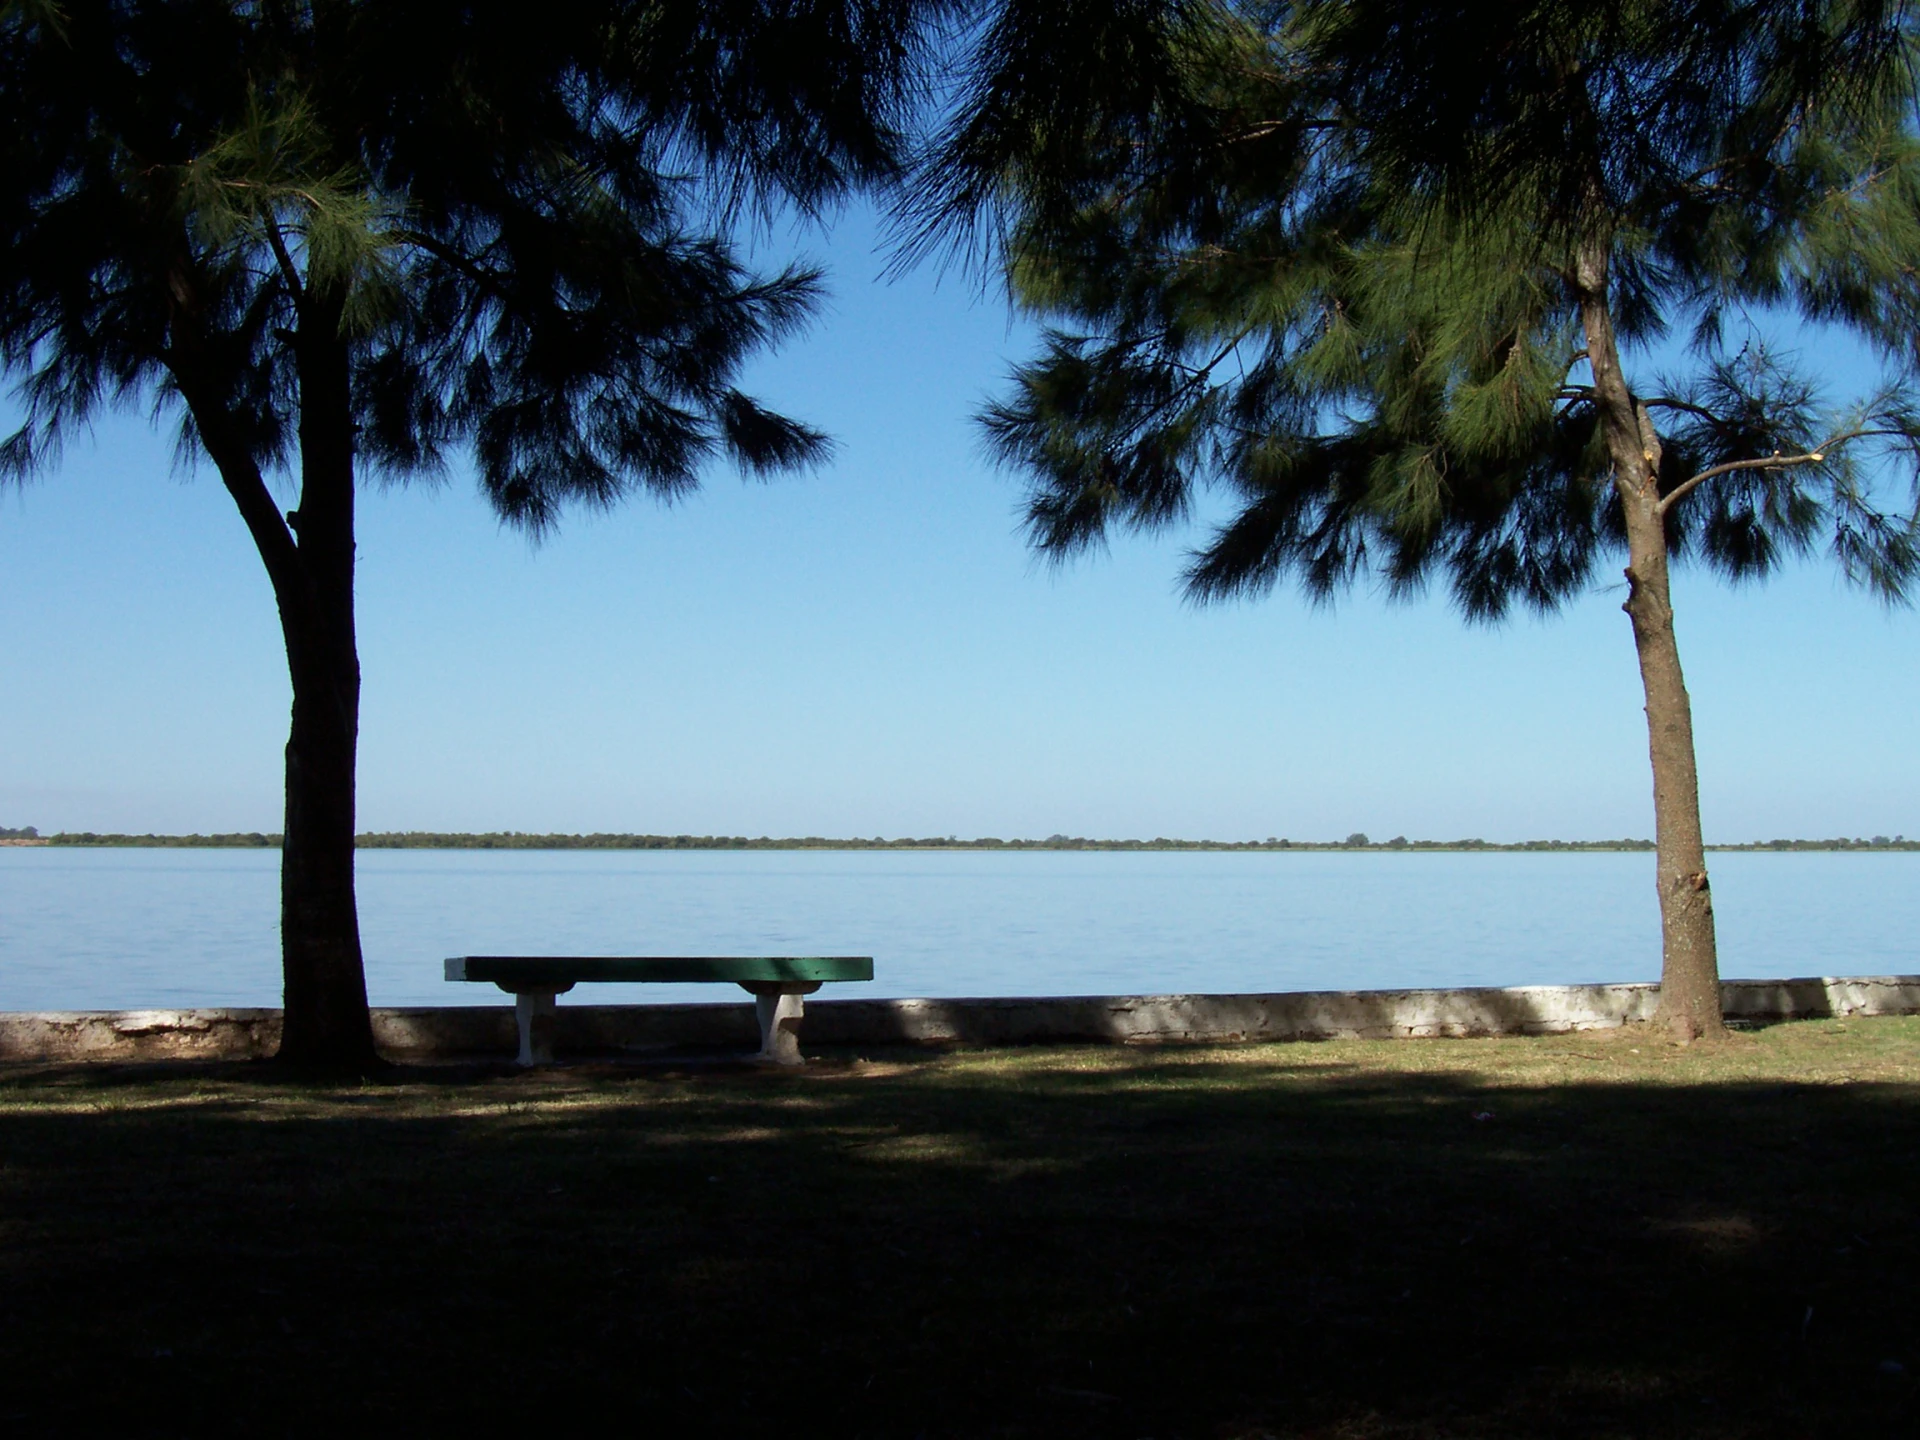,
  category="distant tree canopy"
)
[28,829,1705,850]
[31,829,1918,849]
